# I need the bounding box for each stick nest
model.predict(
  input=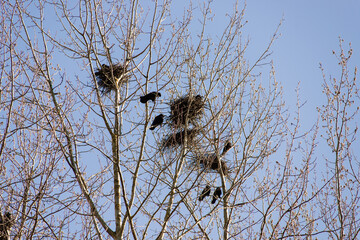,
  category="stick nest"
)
[196,154,229,176]
[161,129,199,149]
[169,95,205,127]
[95,63,129,94]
